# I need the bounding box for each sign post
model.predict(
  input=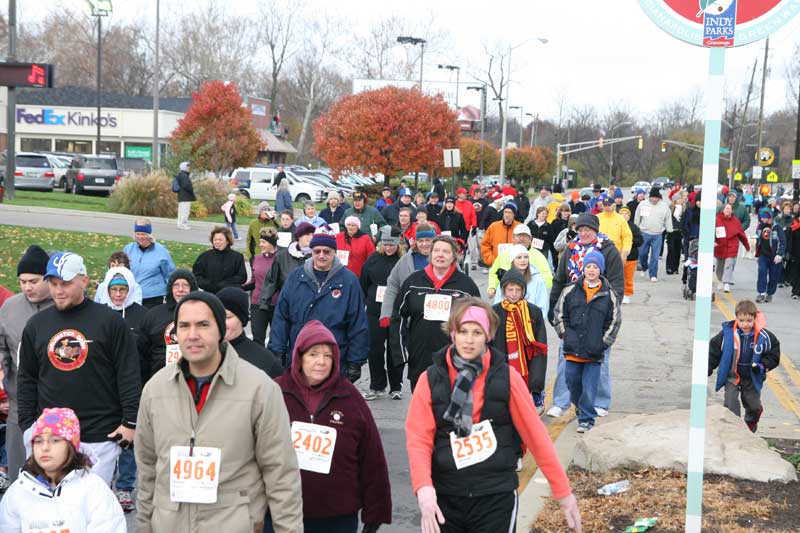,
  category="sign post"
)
[639,2,800,532]
[793,160,800,202]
